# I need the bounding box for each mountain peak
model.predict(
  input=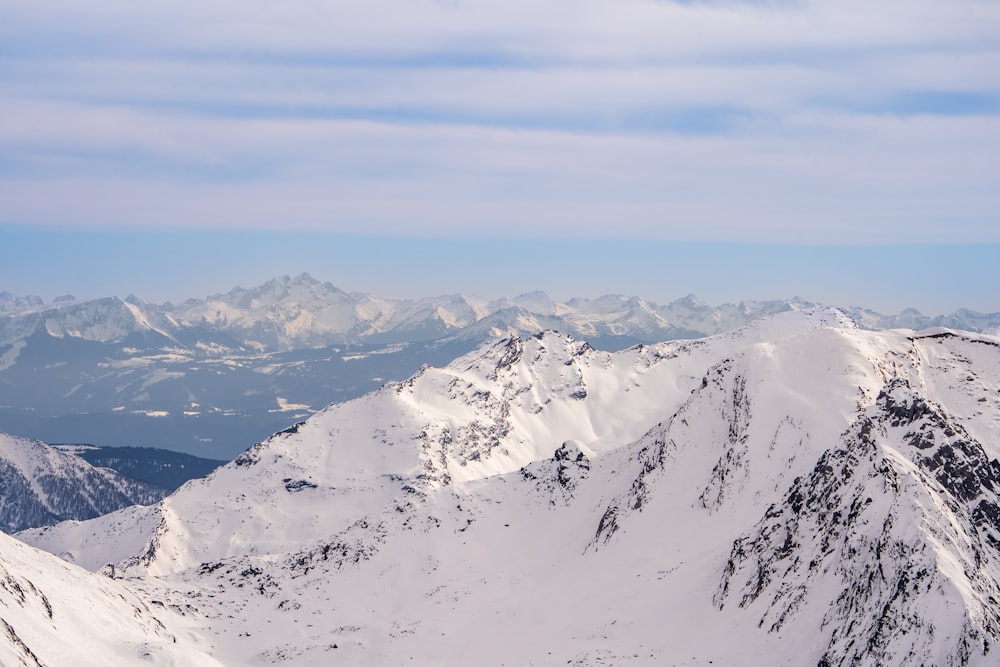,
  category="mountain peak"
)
[291,271,320,285]
[673,293,703,307]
